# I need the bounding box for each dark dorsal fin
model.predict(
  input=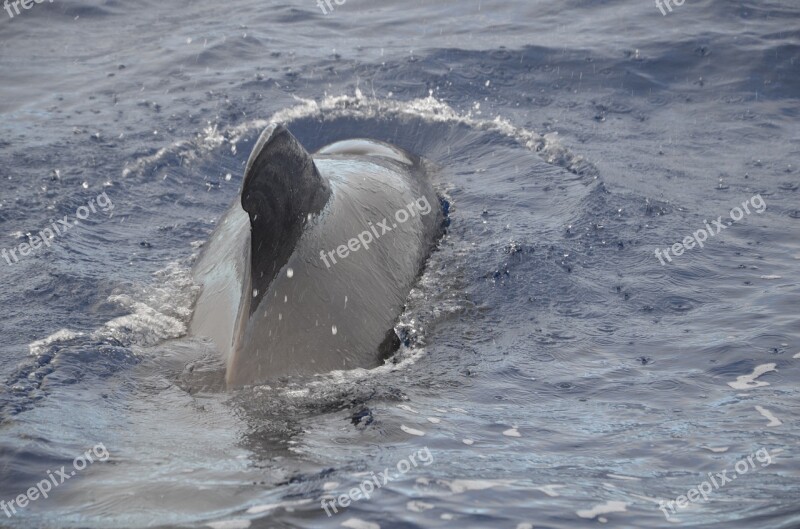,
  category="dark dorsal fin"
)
[240,124,331,315]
